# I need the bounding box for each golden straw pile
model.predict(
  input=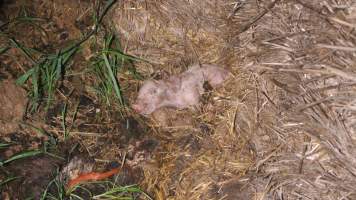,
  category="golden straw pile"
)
[112,0,356,199]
